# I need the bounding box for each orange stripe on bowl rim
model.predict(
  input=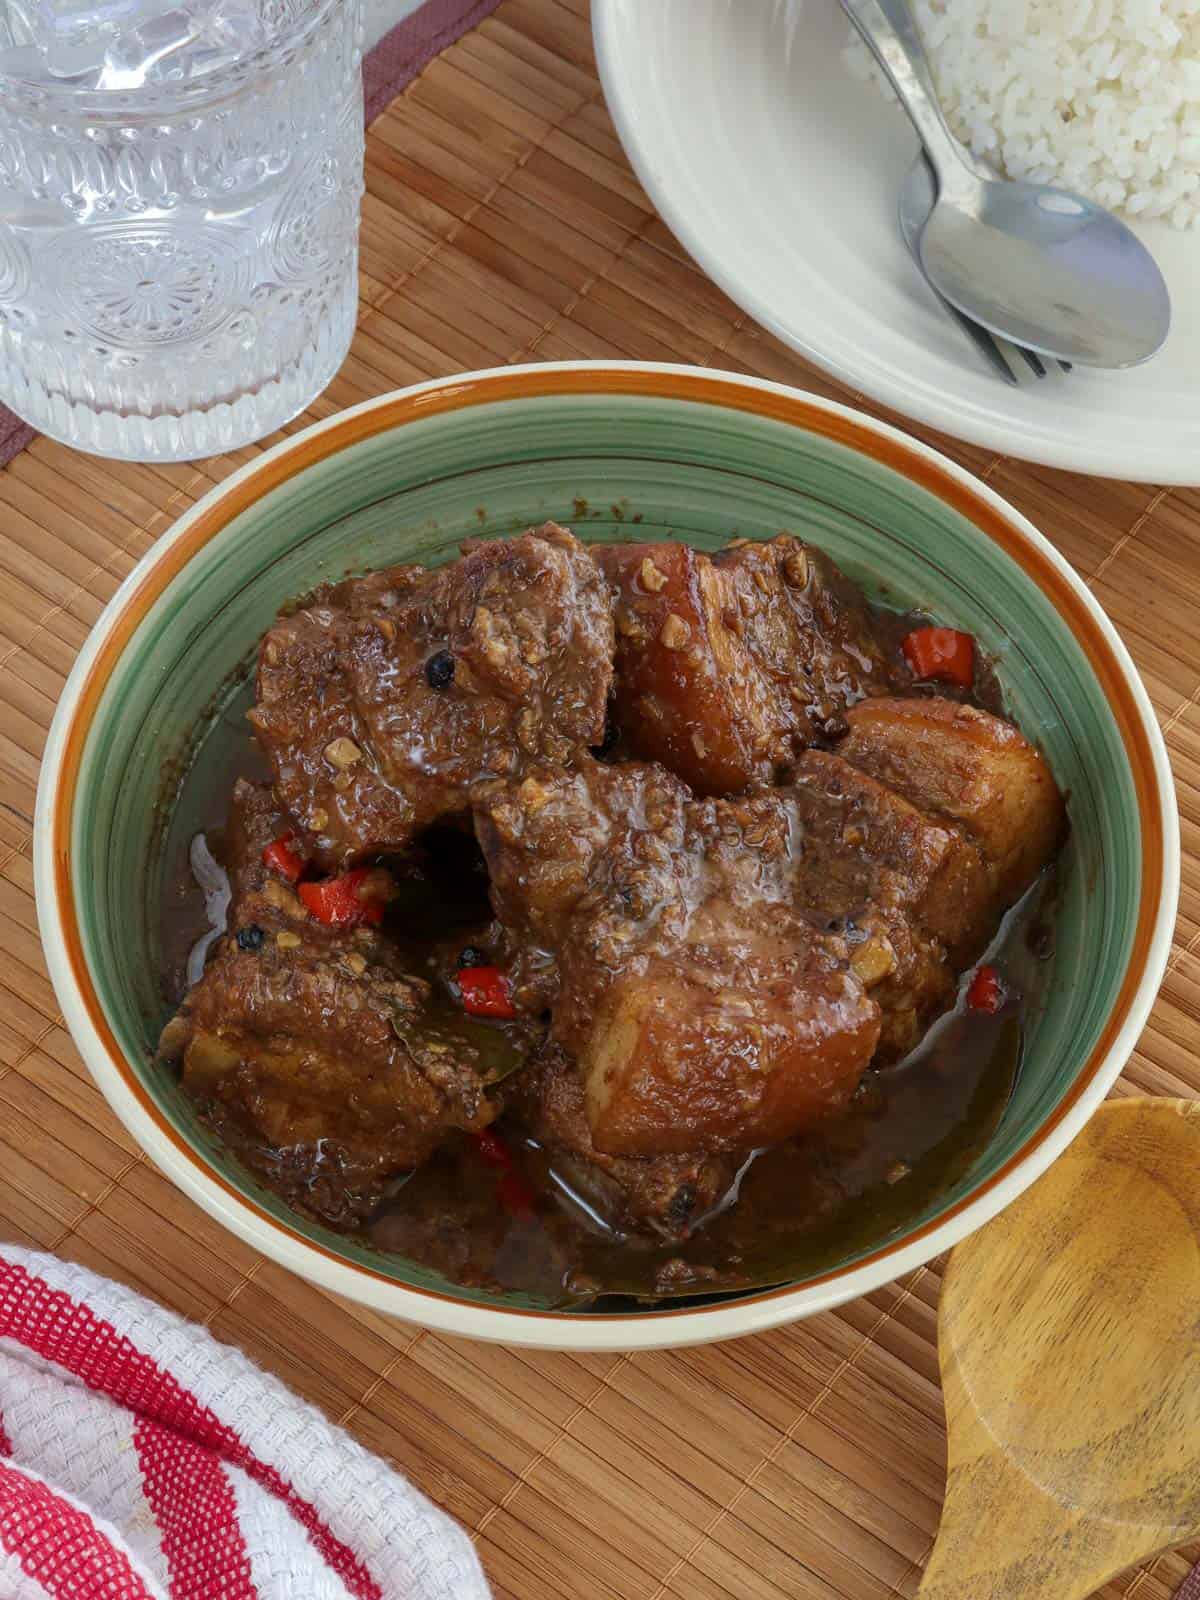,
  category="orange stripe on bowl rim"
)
[48,366,1169,1322]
